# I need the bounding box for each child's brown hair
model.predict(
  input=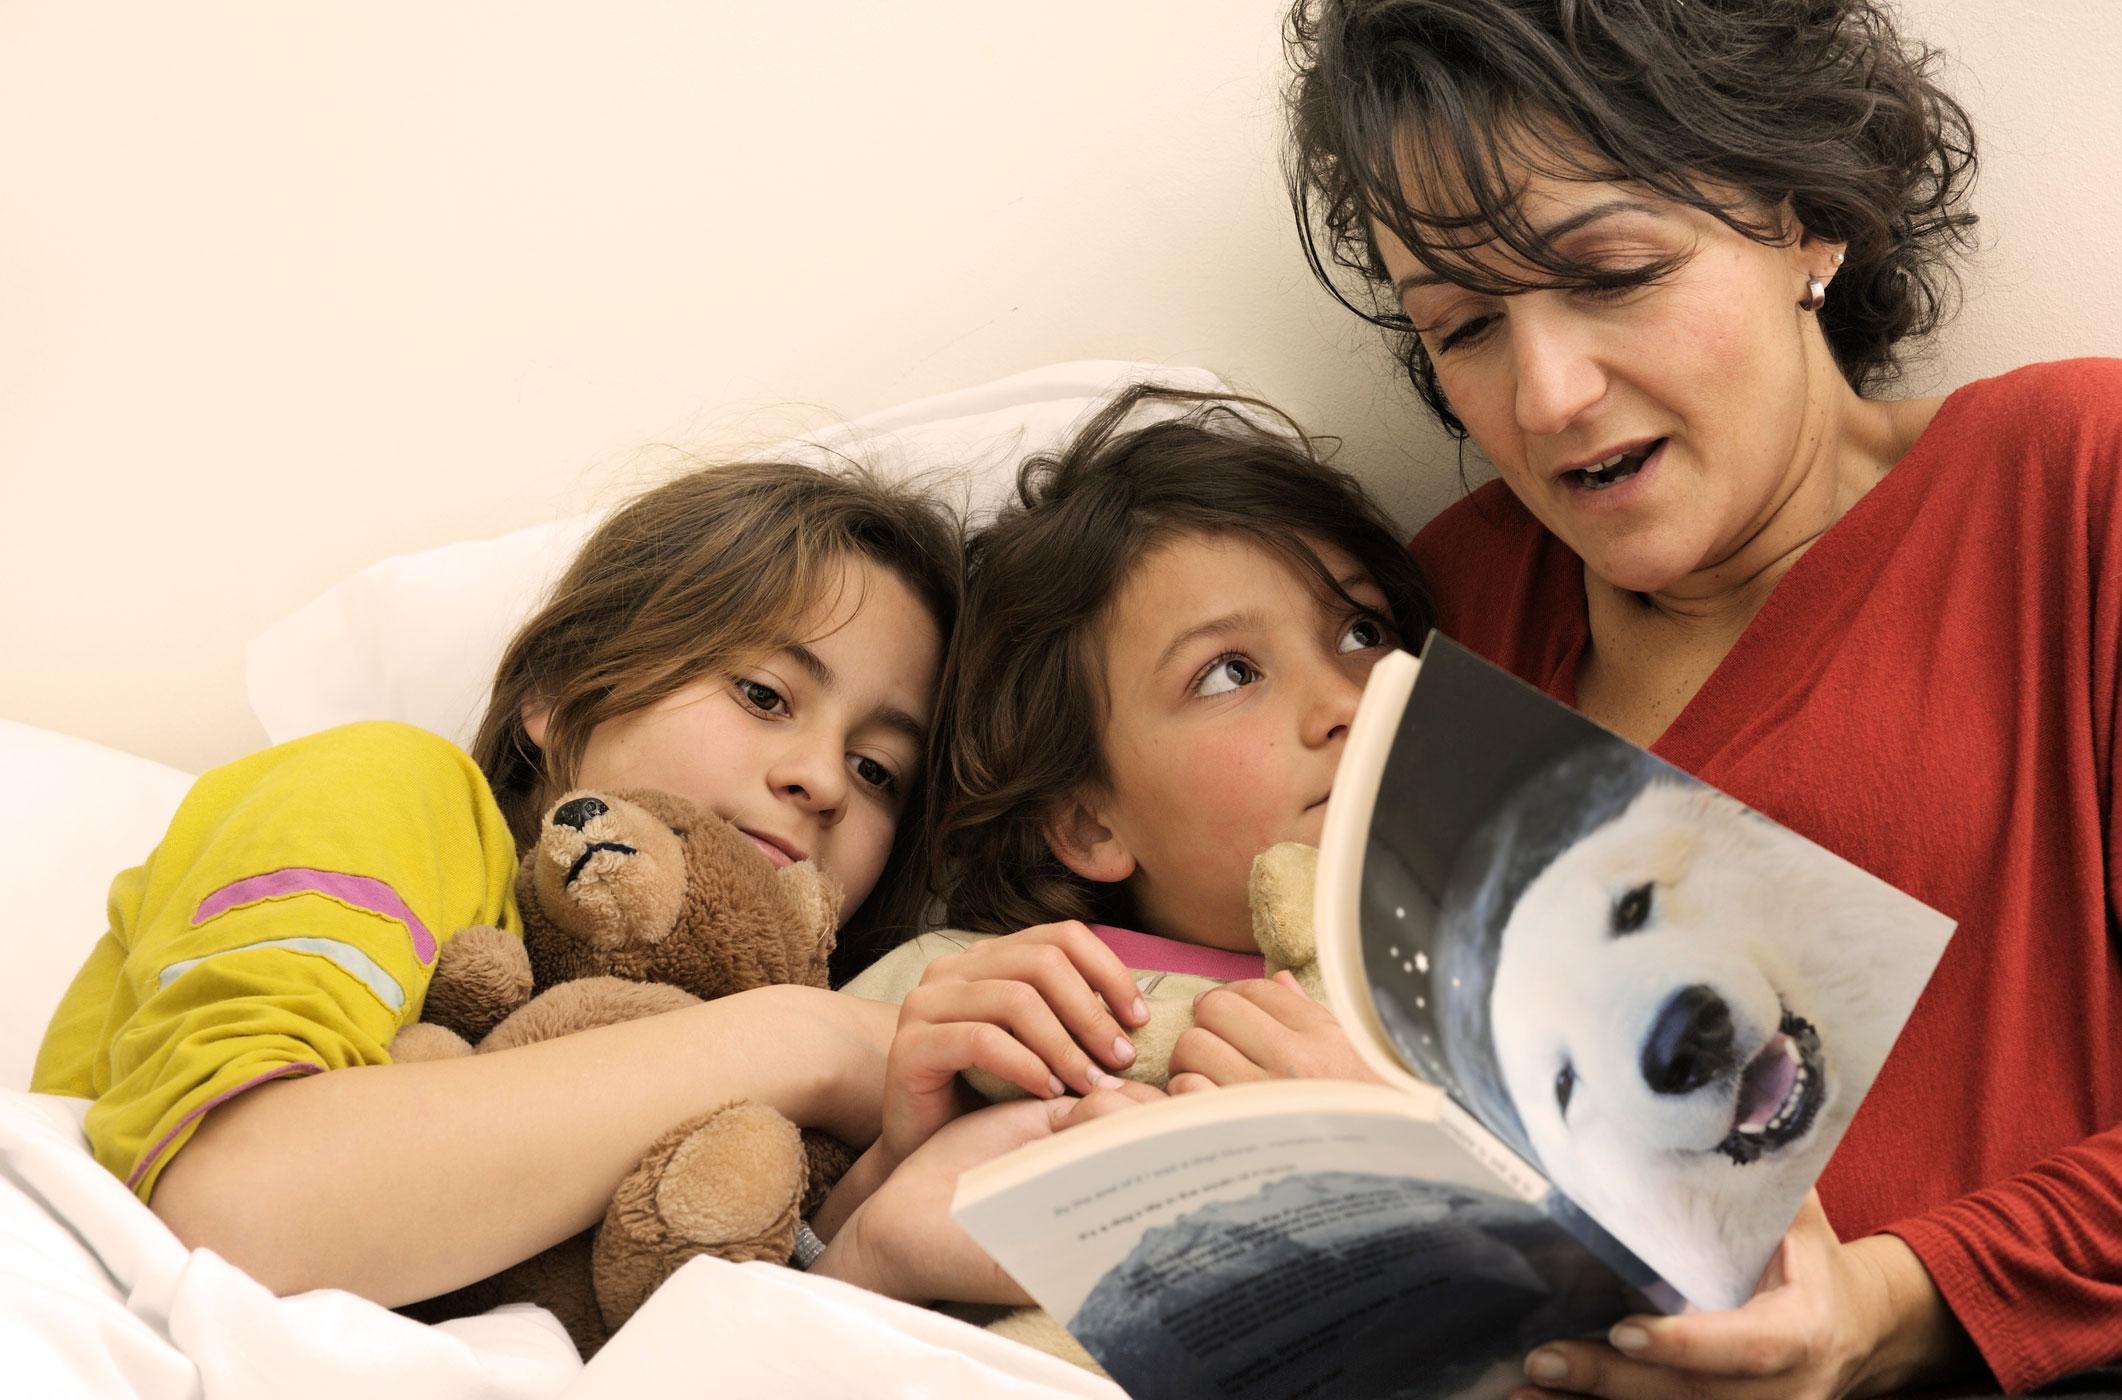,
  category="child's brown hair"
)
[932,385,1431,935]
[472,459,962,979]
